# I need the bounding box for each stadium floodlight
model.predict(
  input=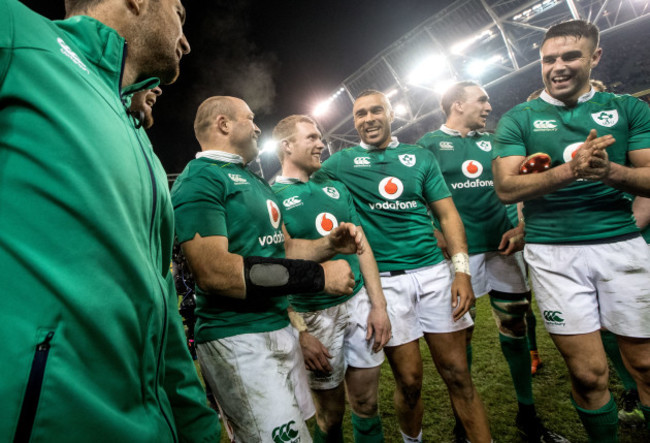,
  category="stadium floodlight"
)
[513,0,560,21]
[466,54,504,76]
[434,78,457,95]
[260,139,277,155]
[386,88,399,98]
[393,103,407,116]
[451,30,493,55]
[313,87,346,117]
[408,54,448,85]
